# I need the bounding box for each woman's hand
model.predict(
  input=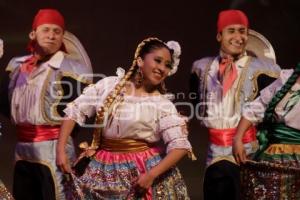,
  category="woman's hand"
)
[233,137,247,165]
[133,172,156,196]
[135,172,156,190]
[132,148,187,196]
